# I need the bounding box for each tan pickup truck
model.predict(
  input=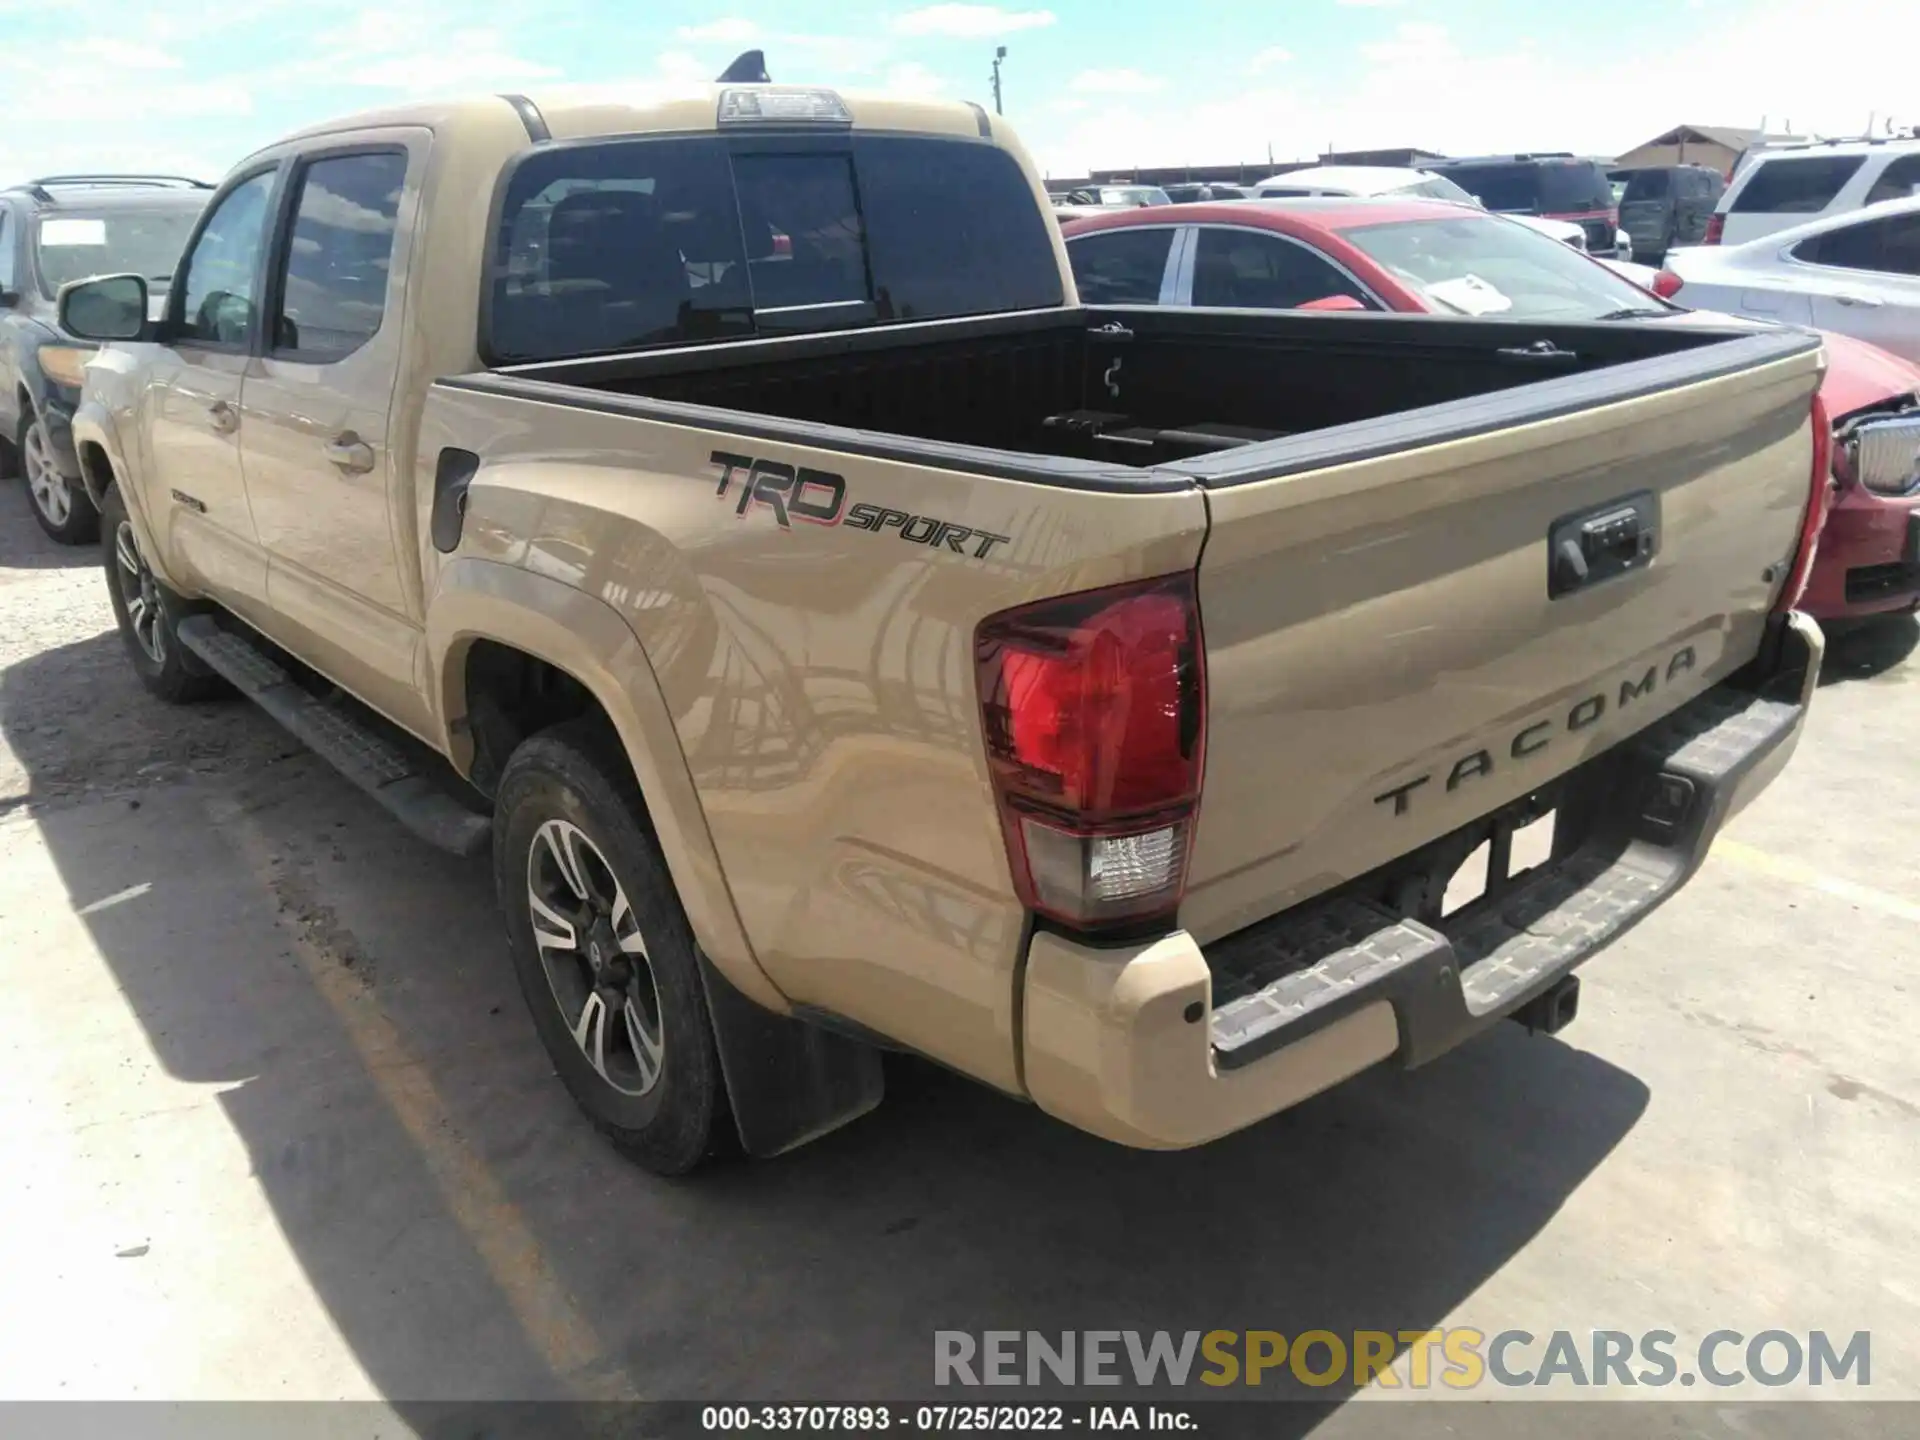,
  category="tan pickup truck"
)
[61,80,1829,1174]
